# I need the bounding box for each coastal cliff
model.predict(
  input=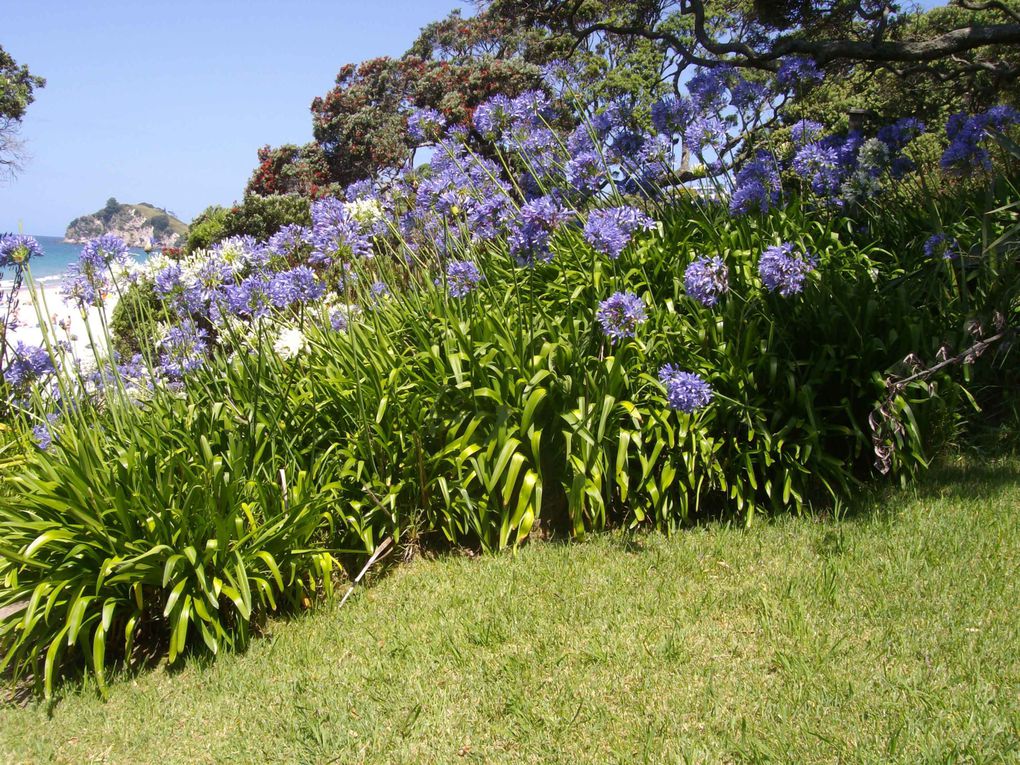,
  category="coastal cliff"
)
[65,198,188,249]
